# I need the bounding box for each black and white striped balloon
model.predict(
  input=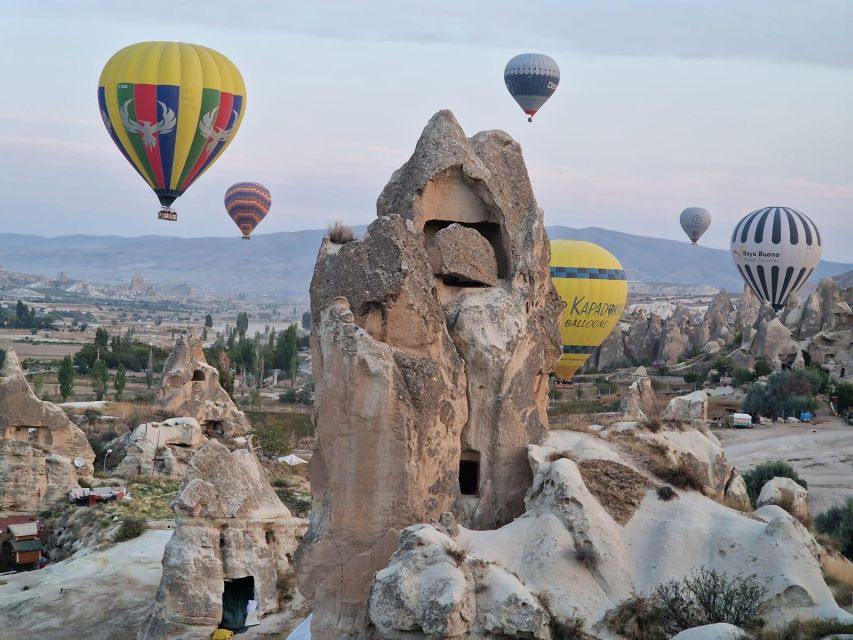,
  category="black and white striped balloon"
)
[730,206,822,310]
